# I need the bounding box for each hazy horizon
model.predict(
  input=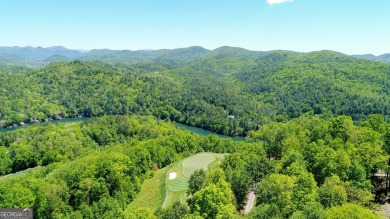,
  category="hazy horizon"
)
[0,44,387,56]
[1,0,389,56]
